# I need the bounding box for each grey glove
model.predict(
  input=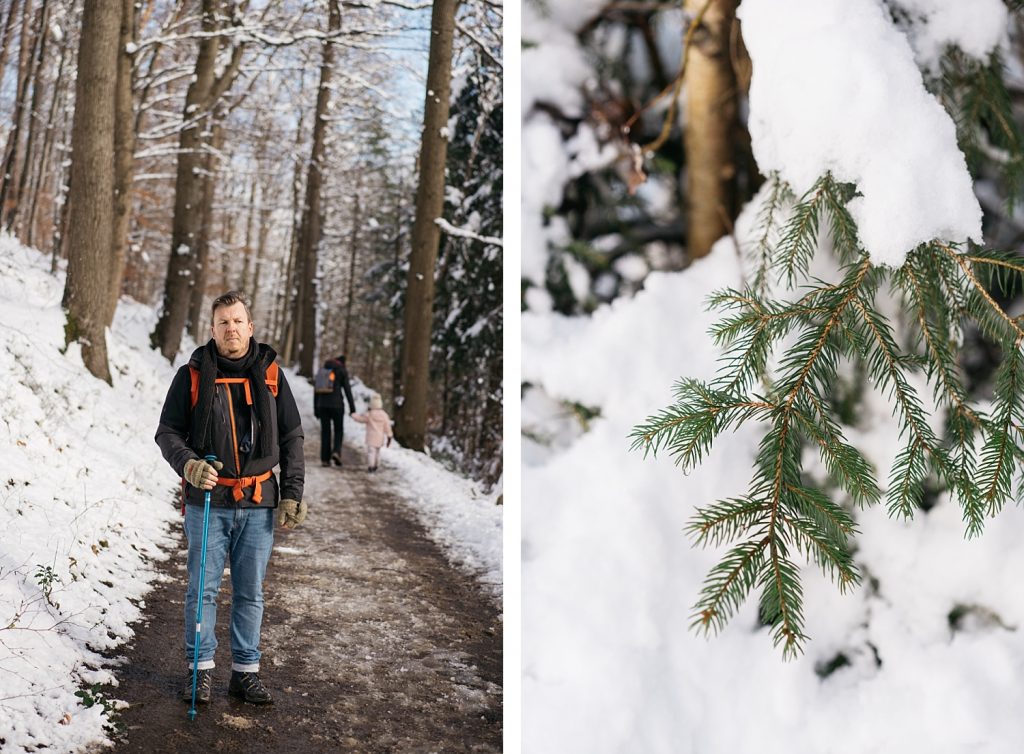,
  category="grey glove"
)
[183,458,223,490]
[278,499,307,529]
